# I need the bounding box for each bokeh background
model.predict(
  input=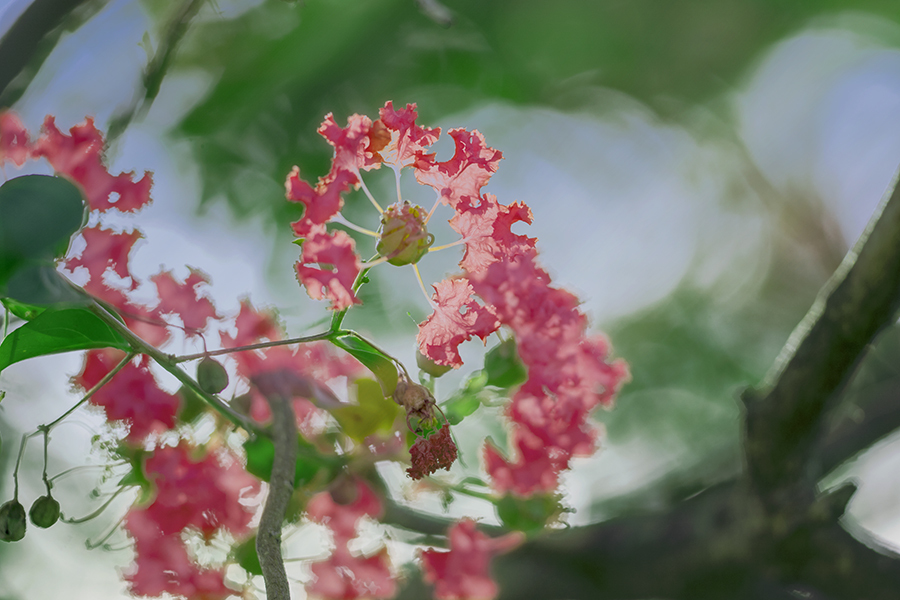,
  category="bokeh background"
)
[3,0,900,598]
